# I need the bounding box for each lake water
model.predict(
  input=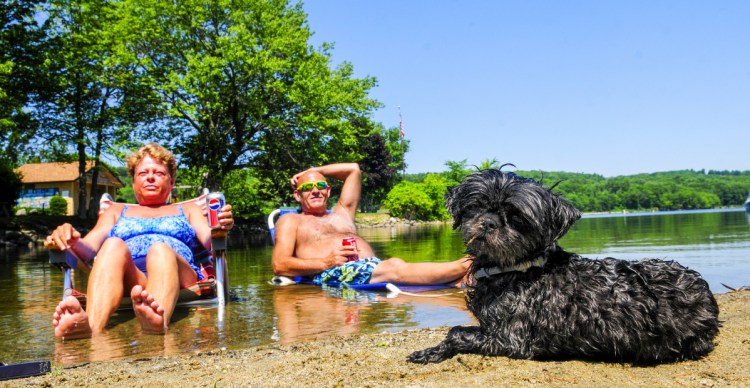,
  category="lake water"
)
[0,208,748,365]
